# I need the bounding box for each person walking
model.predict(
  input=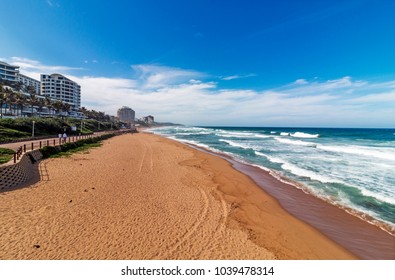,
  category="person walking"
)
[62,132,67,143]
